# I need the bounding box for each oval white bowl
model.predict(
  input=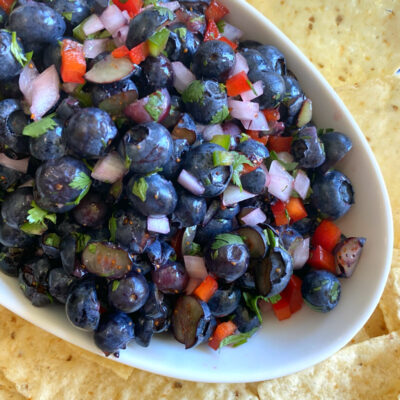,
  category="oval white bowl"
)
[0,0,393,383]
